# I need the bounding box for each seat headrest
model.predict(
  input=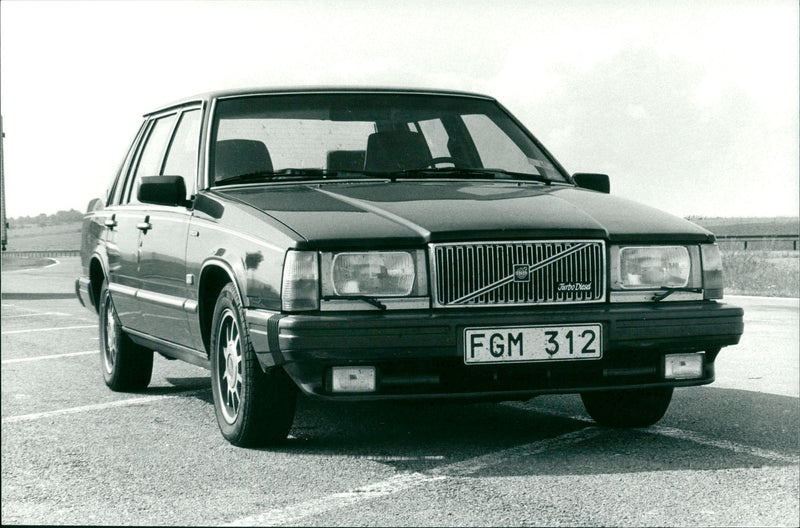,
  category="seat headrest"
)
[364,131,432,173]
[327,150,366,172]
[214,139,273,183]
